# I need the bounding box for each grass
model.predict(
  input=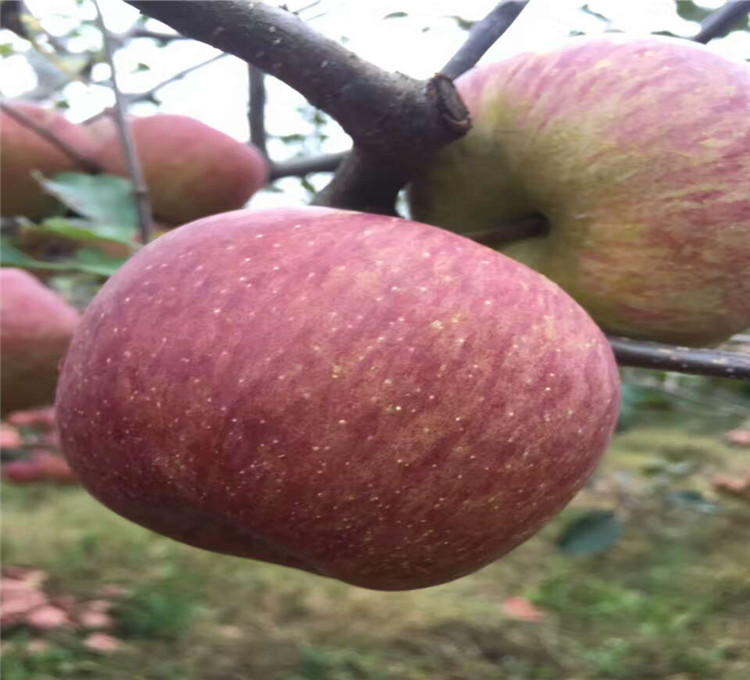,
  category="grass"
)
[2,423,749,680]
